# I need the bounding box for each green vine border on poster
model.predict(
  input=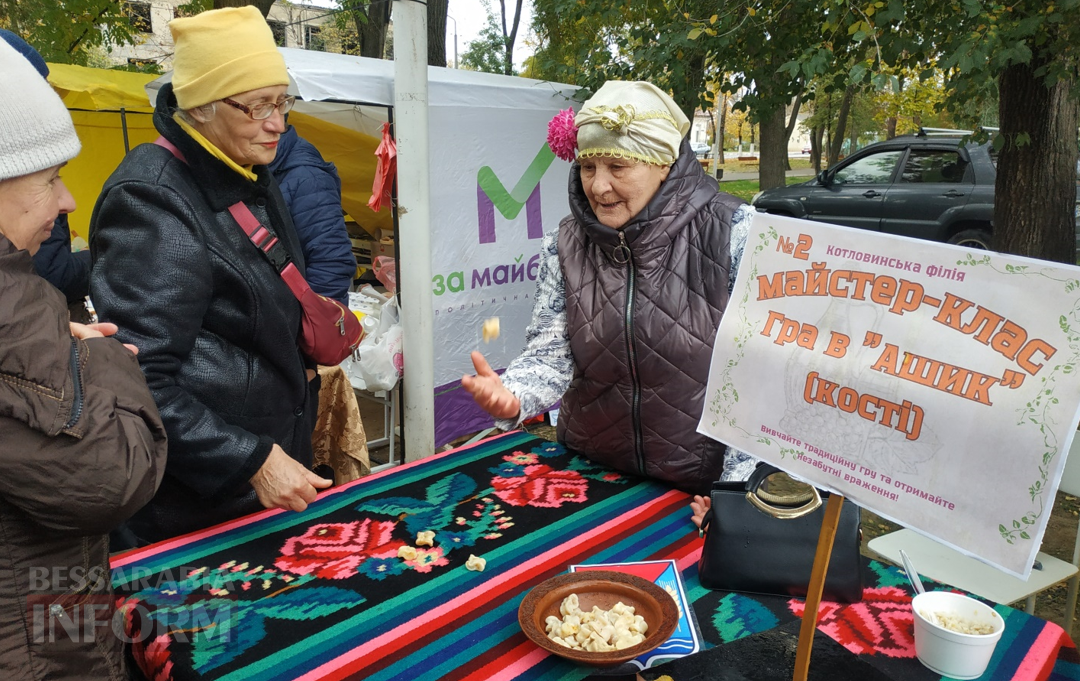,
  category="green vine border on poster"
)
[957,253,1080,544]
